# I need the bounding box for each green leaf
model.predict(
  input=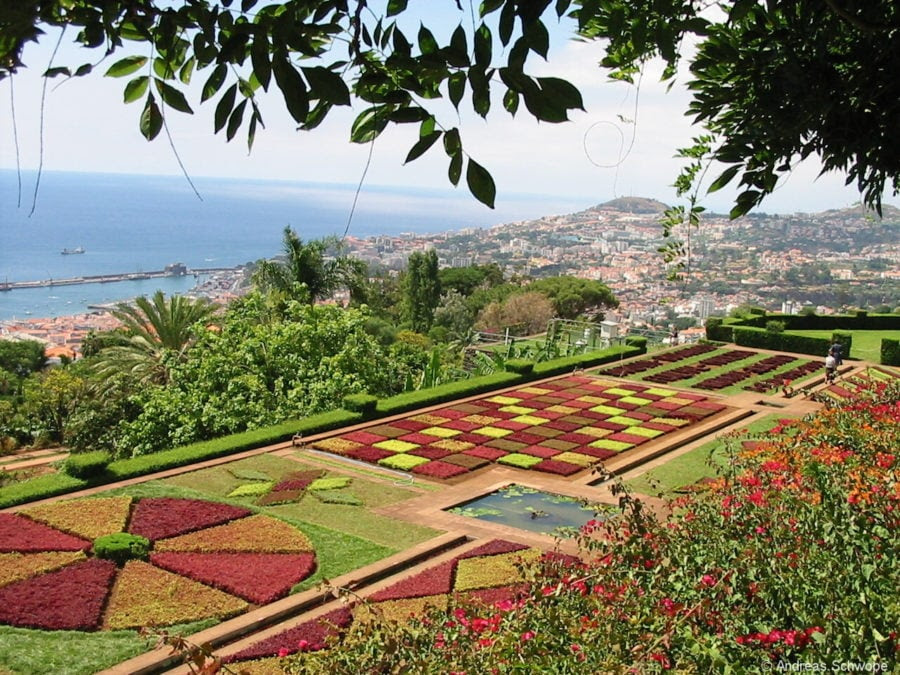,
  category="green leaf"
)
[273,56,309,124]
[153,57,176,80]
[154,79,194,114]
[555,0,572,18]
[448,153,463,186]
[525,20,550,58]
[389,107,429,123]
[537,77,583,110]
[74,63,92,77]
[43,67,70,78]
[201,64,227,102]
[450,24,468,57]
[123,76,149,103]
[386,0,408,17]
[707,164,741,193]
[301,66,350,106]
[226,99,247,141]
[140,96,163,141]
[448,72,465,108]
[498,2,515,45]
[466,158,496,207]
[247,109,260,151]
[105,56,148,78]
[443,128,461,156]
[251,33,272,90]
[503,88,519,114]
[480,0,504,15]
[418,24,439,55]
[474,24,492,67]
[178,57,195,85]
[405,130,442,164]
[350,106,389,143]
[215,83,238,133]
